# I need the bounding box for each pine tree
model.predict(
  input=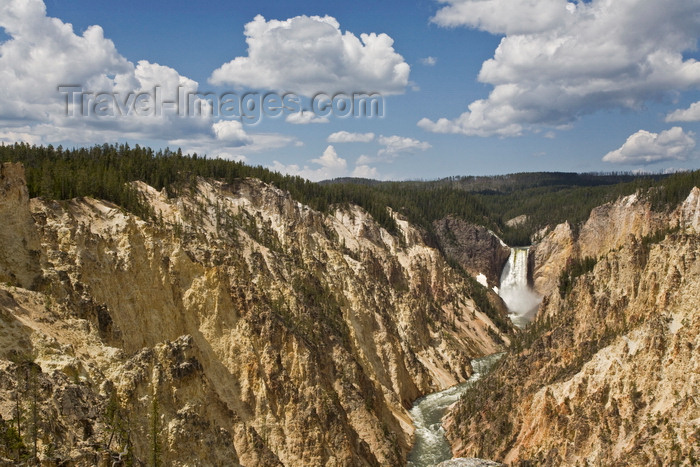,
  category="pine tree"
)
[150,391,161,467]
